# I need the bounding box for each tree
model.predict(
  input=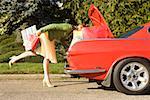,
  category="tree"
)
[64,0,150,37]
[0,0,71,35]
